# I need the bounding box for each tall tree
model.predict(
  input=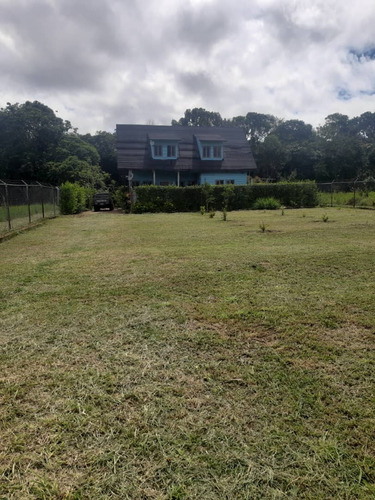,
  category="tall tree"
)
[80,131,118,180]
[172,108,223,127]
[232,112,279,146]
[0,101,71,180]
[317,113,367,180]
[256,135,286,179]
